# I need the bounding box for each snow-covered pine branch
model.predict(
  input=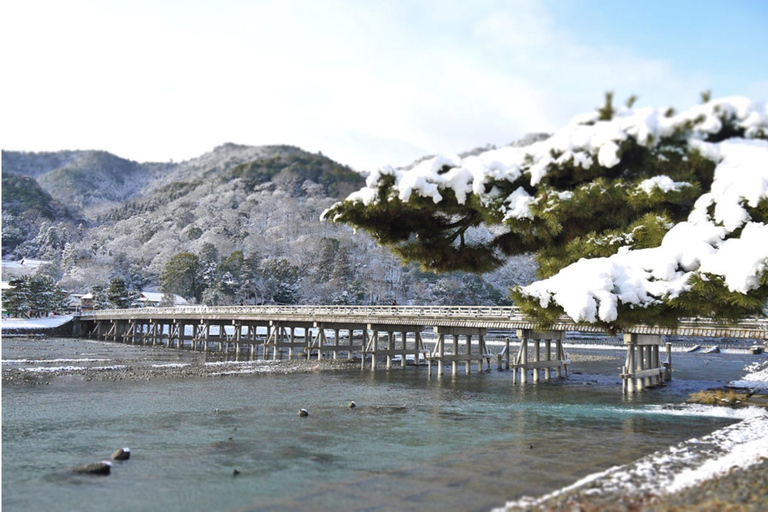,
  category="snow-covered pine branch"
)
[324,95,768,329]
